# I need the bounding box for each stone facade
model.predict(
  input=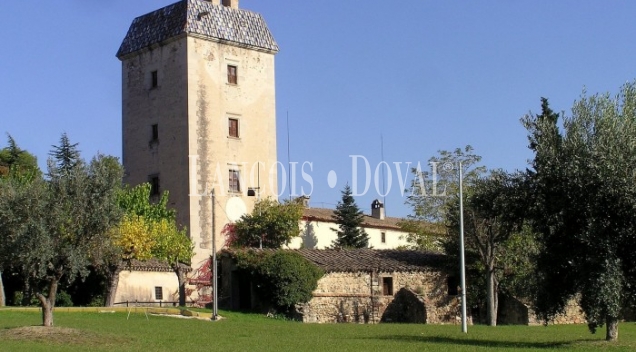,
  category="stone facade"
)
[220,249,464,324]
[115,0,279,303]
[298,271,462,324]
[118,0,279,275]
[497,295,585,325]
